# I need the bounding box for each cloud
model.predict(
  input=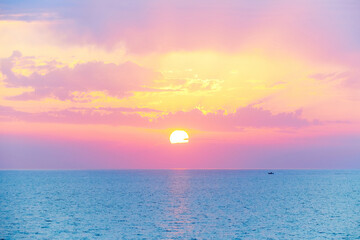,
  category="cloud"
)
[1,51,163,101]
[153,107,318,131]
[0,105,318,130]
[310,71,360,88]
[0,0,268,52]
[2,0,360,63]
[340,72,360,89]
[0,105,151,126]
[70,107,162,113]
